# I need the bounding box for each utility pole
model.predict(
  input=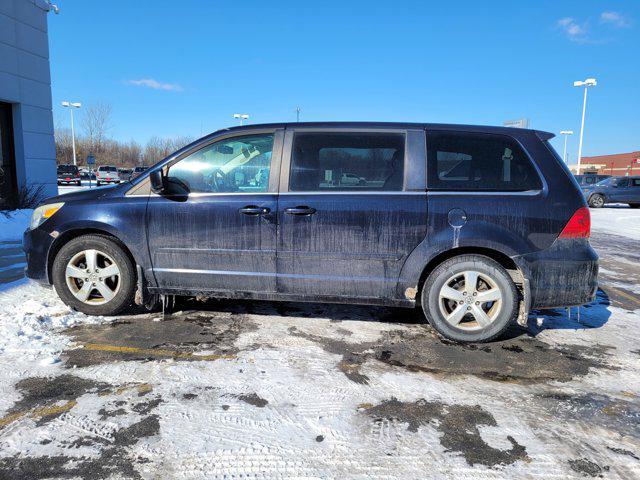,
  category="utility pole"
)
[295,106,300,122]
